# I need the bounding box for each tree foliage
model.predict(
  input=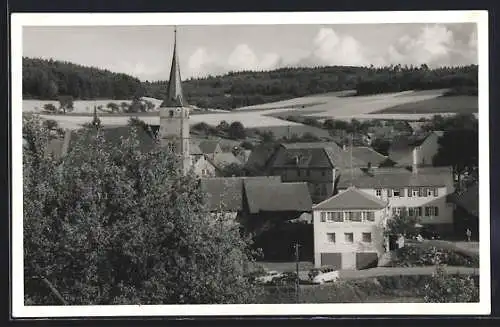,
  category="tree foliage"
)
[384,214,421,239]
[23,115,262,305]
[23,57,478,110]
[423,265,479,303]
